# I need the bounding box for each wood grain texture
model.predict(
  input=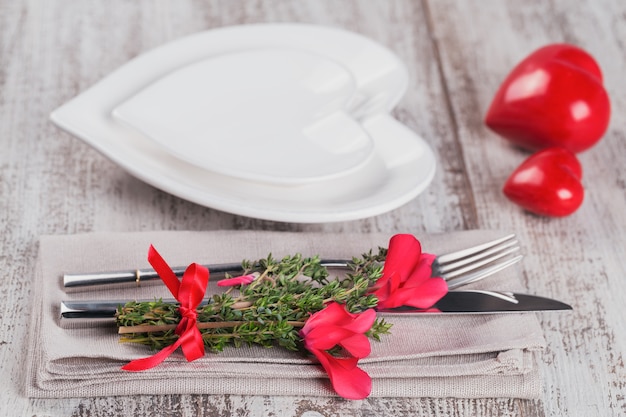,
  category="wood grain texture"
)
[425,2,626,416]
[1,0,624,415]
